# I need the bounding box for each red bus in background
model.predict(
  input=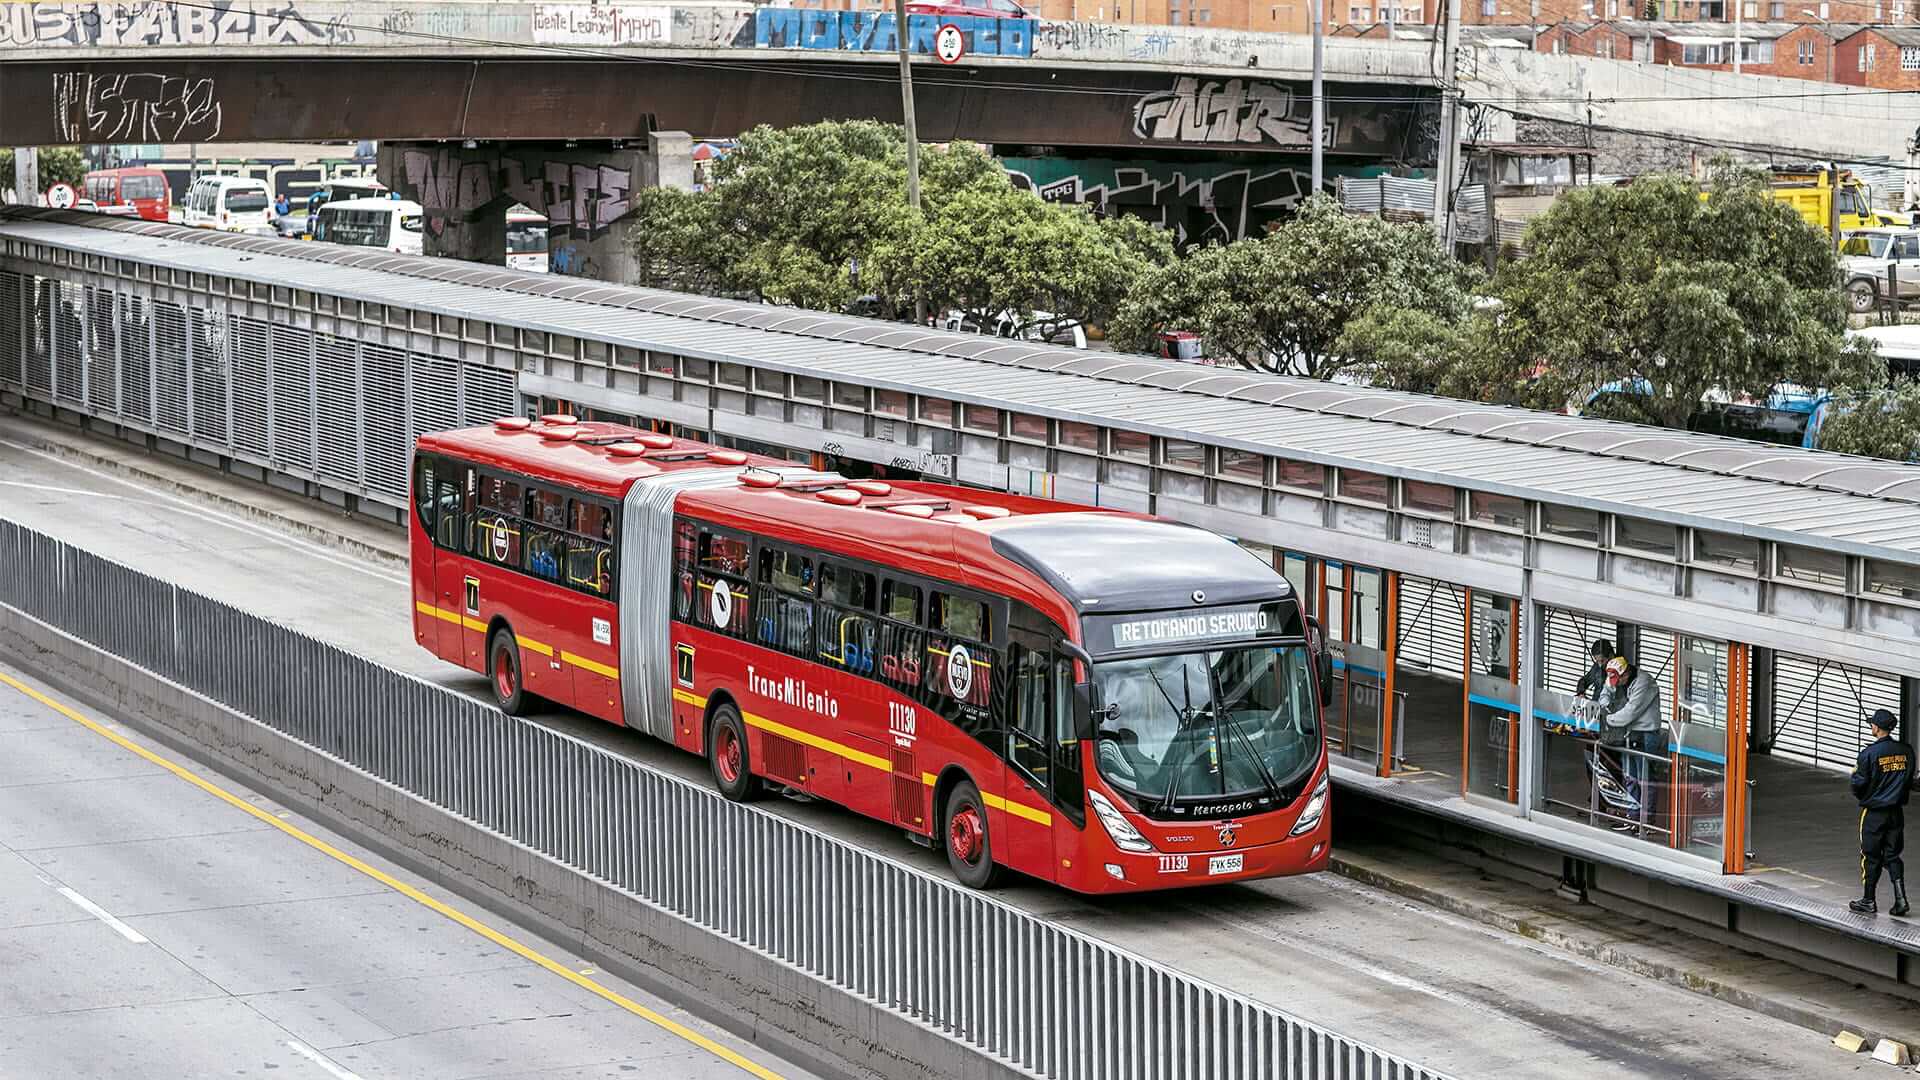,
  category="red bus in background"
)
[411,416,1334,893]
[81,167,171,222]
